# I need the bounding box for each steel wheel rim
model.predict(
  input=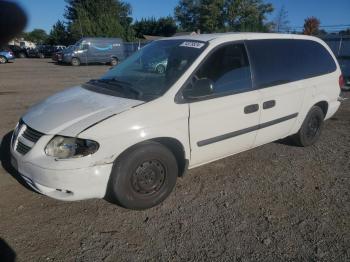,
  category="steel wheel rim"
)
[306,115,320,139]
[0,57,6,63]
[131,160,166,195]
